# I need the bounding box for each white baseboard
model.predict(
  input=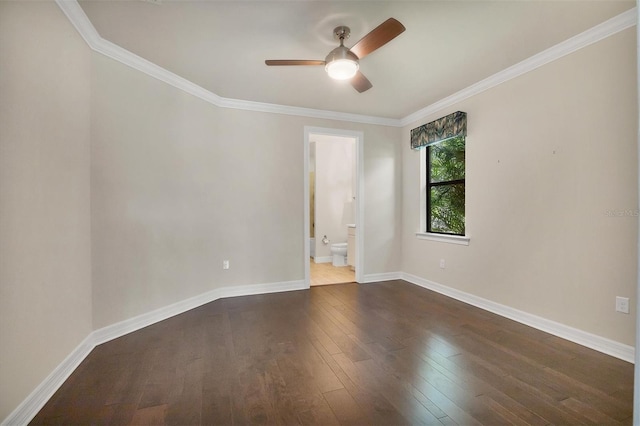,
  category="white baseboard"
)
[217,280,307,298]
[2,279,307,426]
[91,287,223,345]
[313,256,332,264]
[362,272,402,283]
[1,335,95,426]
[5,272,634,425]
[400,272,635,363]
[94,279,306,346]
